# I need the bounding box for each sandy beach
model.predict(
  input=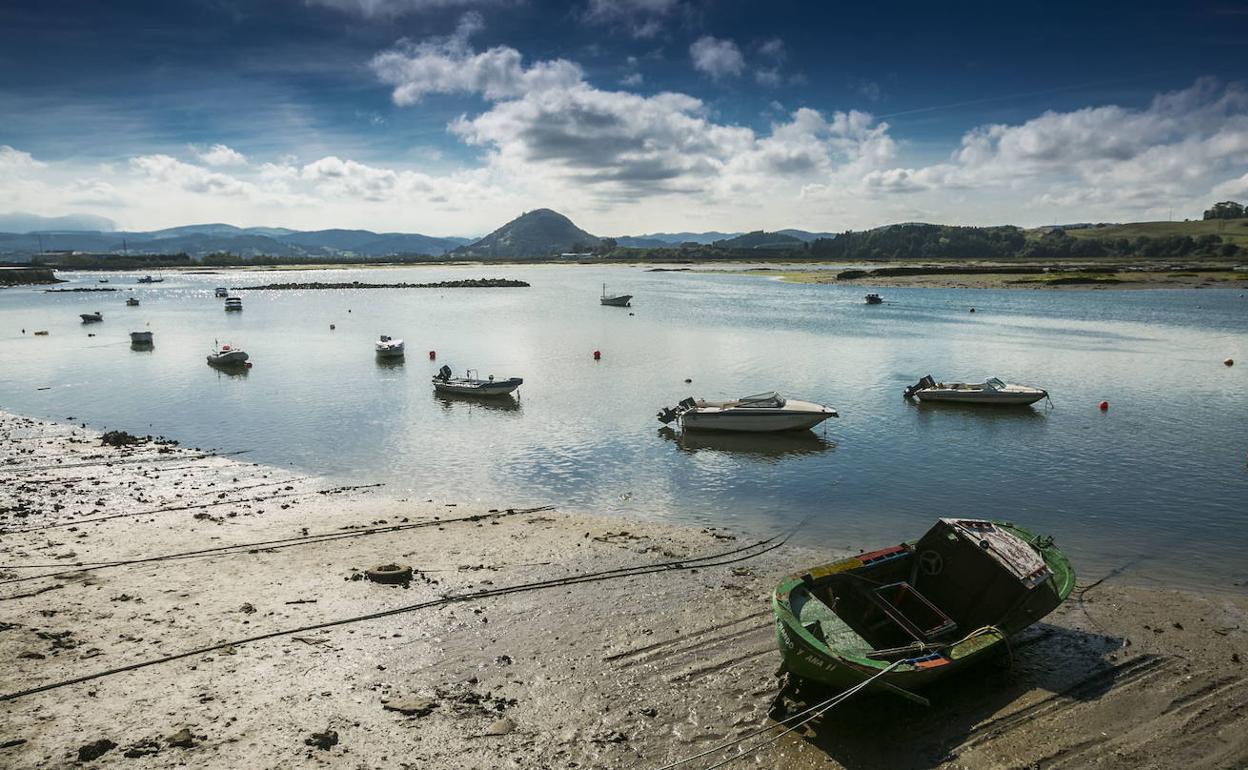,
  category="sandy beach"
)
[2,410,1246,769]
